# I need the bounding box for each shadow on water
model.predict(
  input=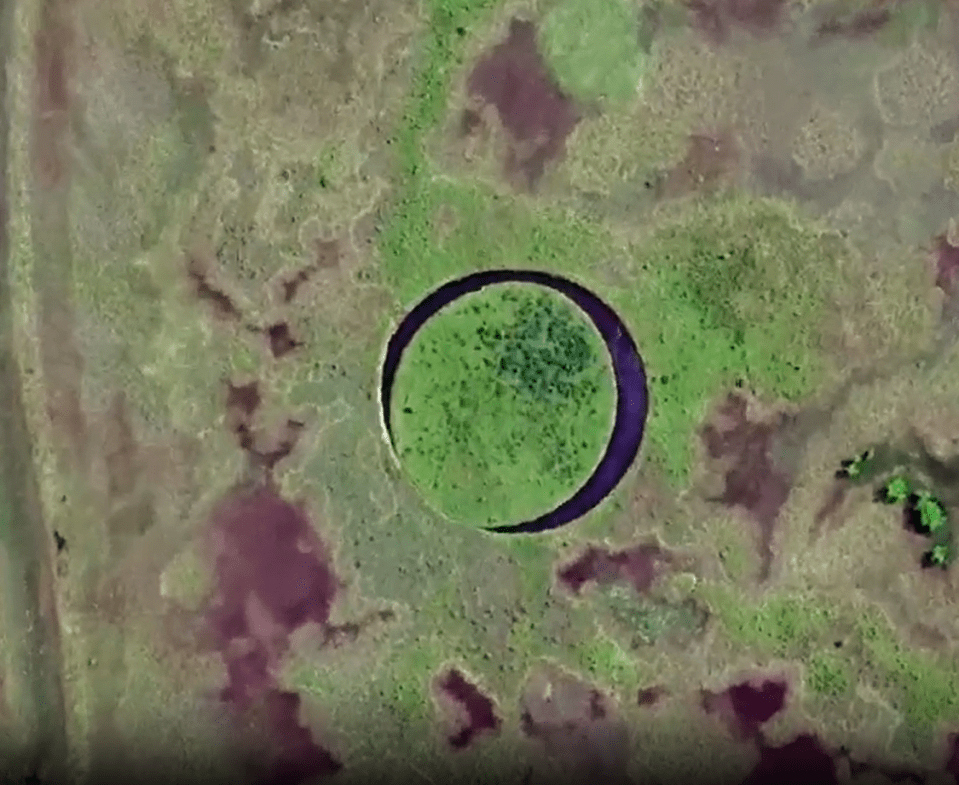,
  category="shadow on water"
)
[379,269,648,535]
